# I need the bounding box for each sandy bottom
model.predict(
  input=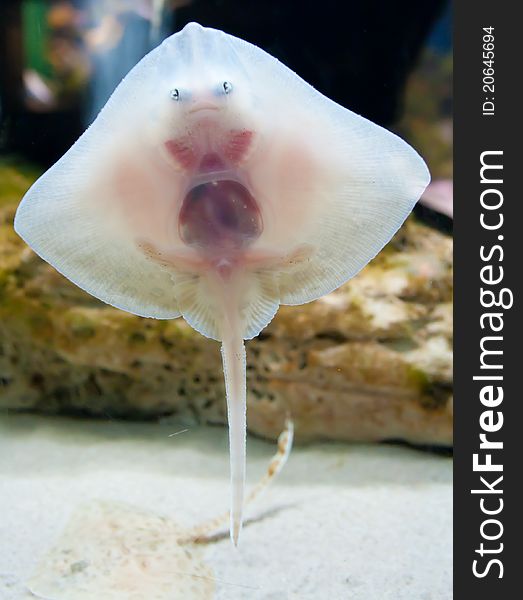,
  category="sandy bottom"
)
[0,415,452,599]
